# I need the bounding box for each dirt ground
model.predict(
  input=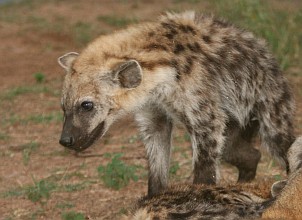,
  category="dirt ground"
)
[0,0,302,219]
